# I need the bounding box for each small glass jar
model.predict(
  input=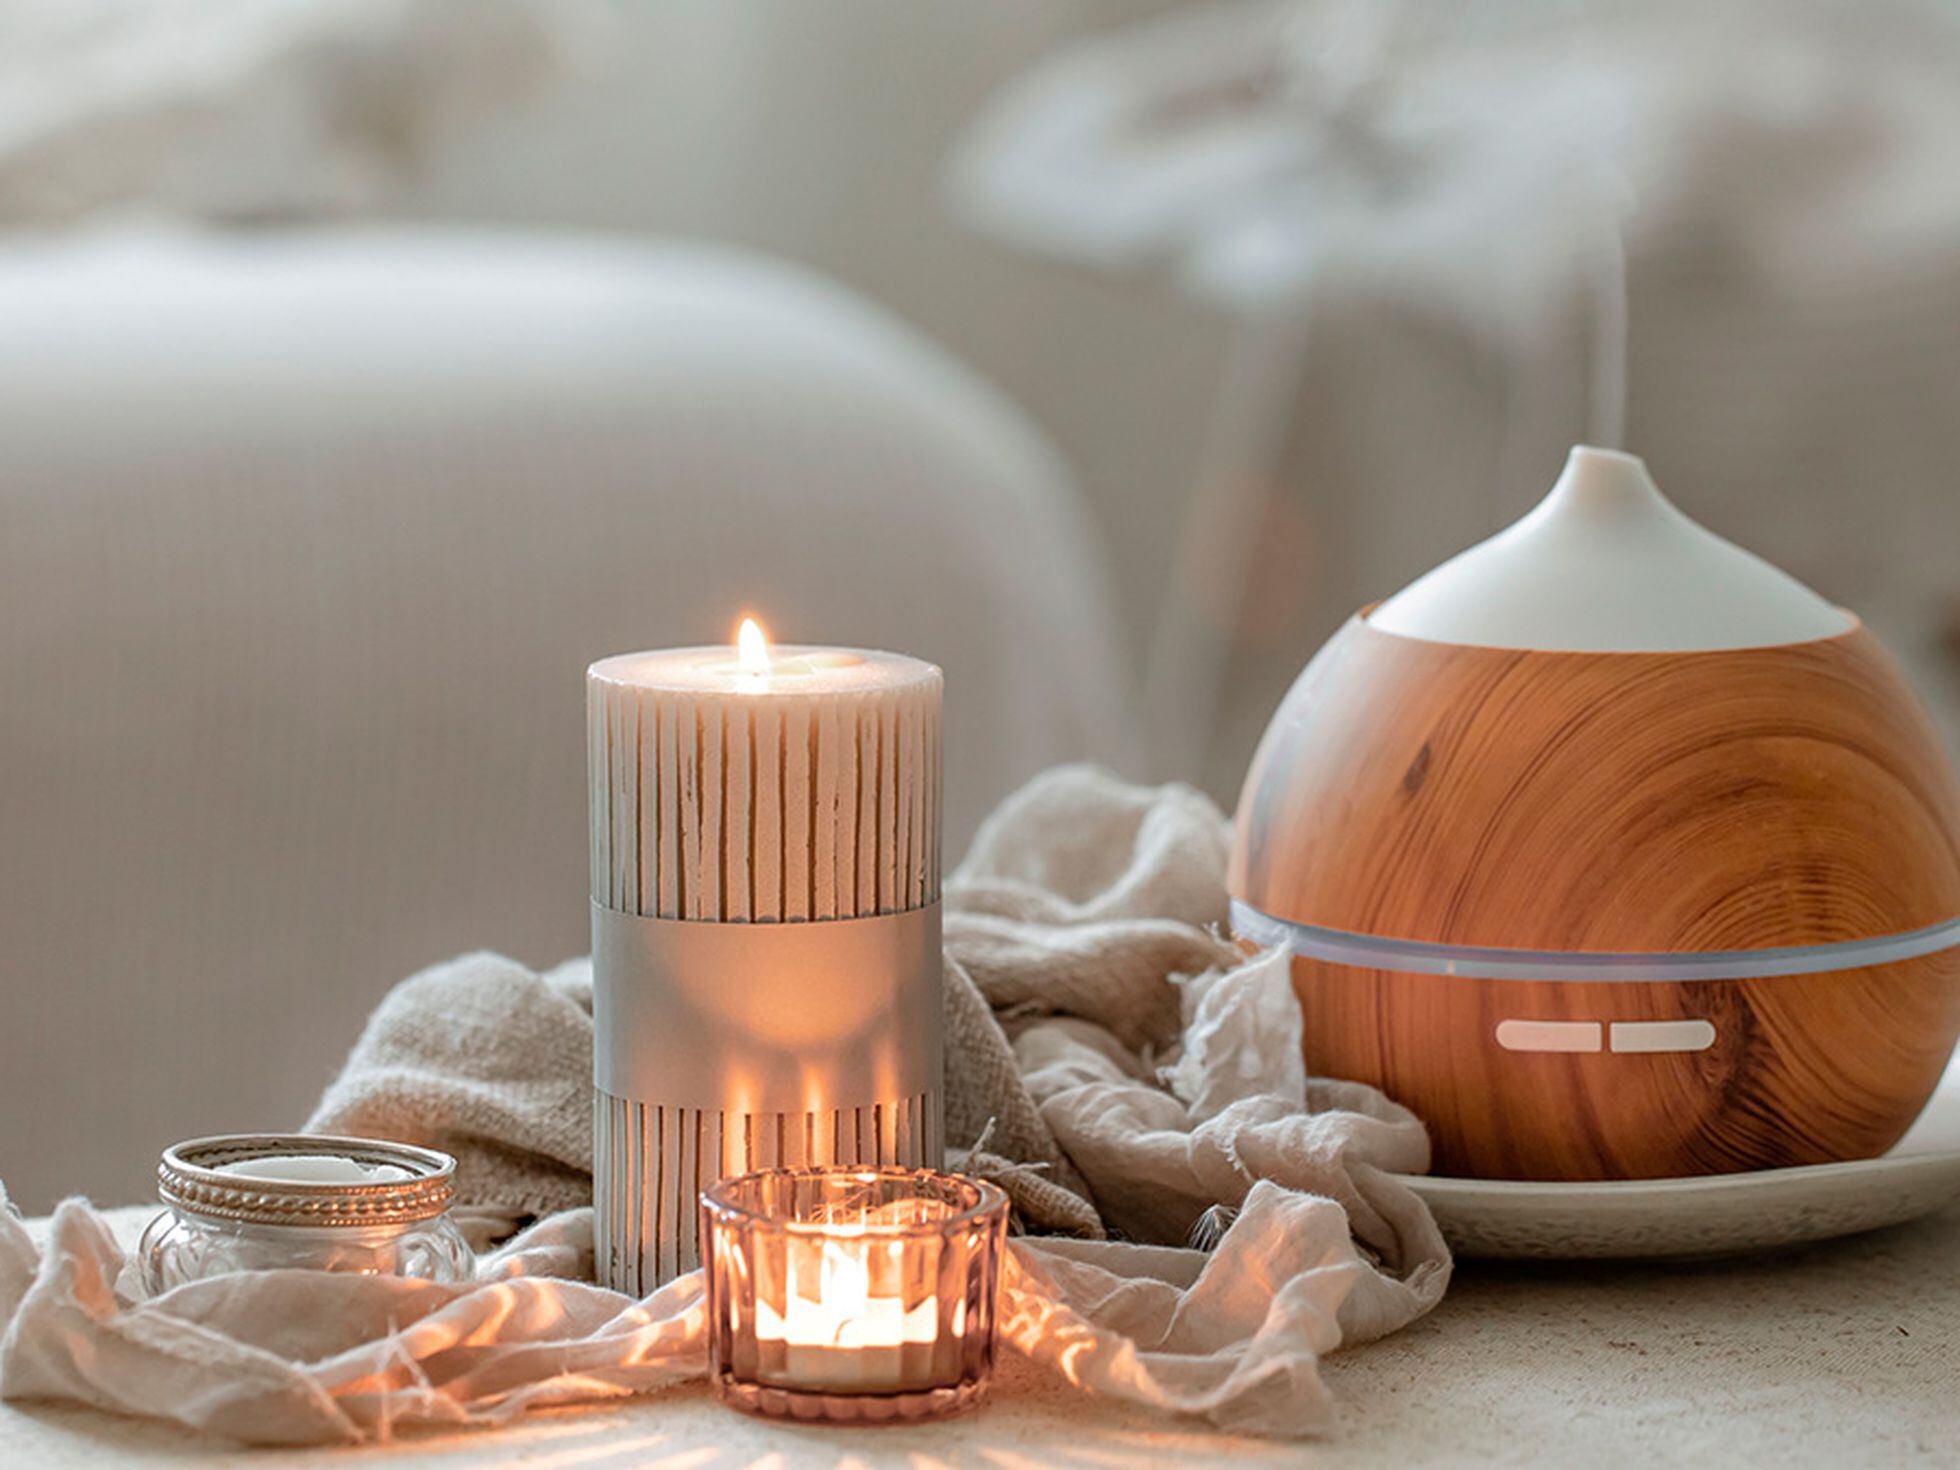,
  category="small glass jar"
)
[139,1134,473,1294]
[702,1166,1009,1423]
